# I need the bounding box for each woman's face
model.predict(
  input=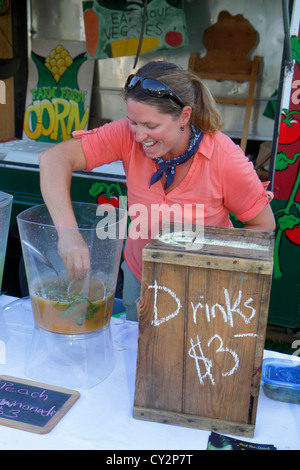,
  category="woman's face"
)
[126,98,190,160]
